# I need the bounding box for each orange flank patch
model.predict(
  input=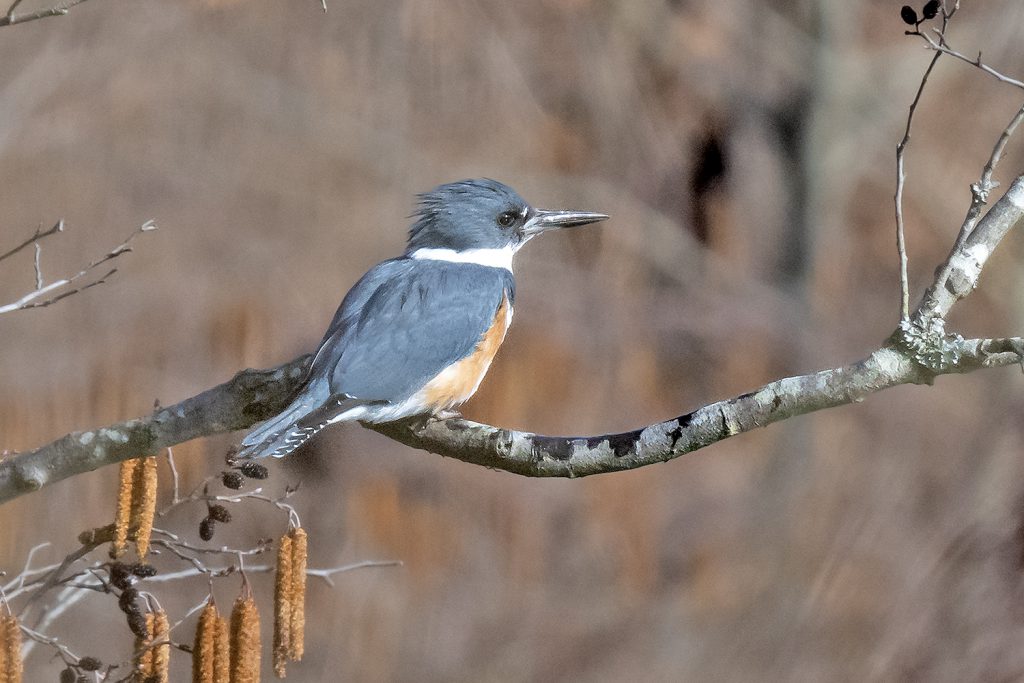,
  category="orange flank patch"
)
[420,294,512,410]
